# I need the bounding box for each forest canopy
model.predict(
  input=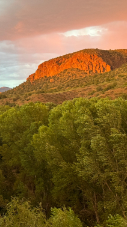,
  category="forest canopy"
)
[0,98,127,226]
